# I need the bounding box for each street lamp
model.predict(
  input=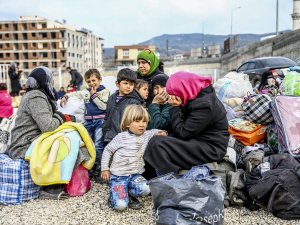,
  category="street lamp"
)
[202,21,206,57]
[230,6,241,37]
